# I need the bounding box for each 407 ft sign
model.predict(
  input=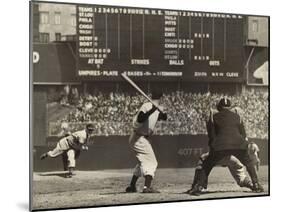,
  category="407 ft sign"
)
[177,148,204,157]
